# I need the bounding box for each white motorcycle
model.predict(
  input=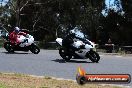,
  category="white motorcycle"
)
[56,37,100,62]
[4,33,40,54]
